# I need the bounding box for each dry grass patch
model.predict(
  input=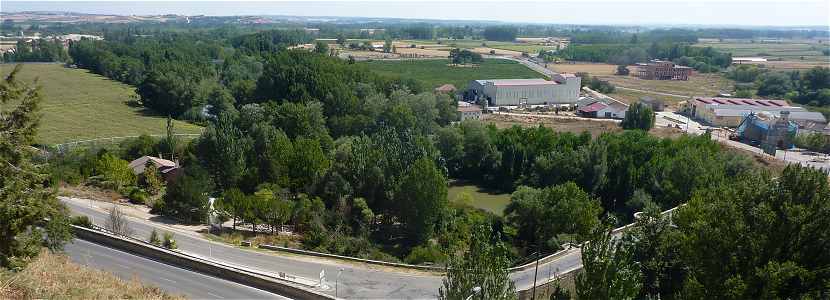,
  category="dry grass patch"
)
[59,184,125,202]
[598,73,733,98]
[547,63,617,76]
[394,47,451,57]
[0,250,181,300]
[207,229,302,249]
[483,114,621,137]
[470,47,523,57]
